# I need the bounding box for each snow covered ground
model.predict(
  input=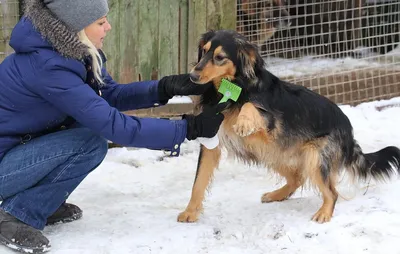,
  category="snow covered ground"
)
[264,44,400,79]
[1,96,399,254]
